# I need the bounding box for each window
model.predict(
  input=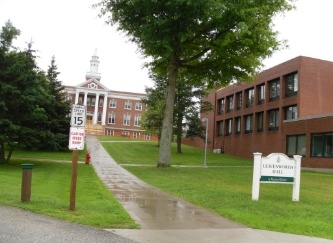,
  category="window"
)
[123,114,130,125]
[311,132,333,157]
[92,98,96,106]
[135,102,142,111]
[99,98,103,107]
[108,113,115,124]
[134,115,141,126]
[285,105,297,120]
[78,96,83,105]
[217,121,223,136]
[257,84,265,104]
[97,112,102,122]
[105,130,114,136]
[144,134,151,140]
[109,99,117,108]
[124,100,132,110]
[287,135,306,157]
[86,97,91,106]
[285,72,298,97]
[246,88,254,107]
[269,78,280,101]
[66,95,72,102]
[235,117,241,135]
[227,95,234,112]
[226,119,232,136]
[133,132,140,139]
[236,92,242,110]
[122,131,130,136]
[245,114,253,133]
[256,112,264,132]
[218,98,225,115]
[268,109,279,130]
